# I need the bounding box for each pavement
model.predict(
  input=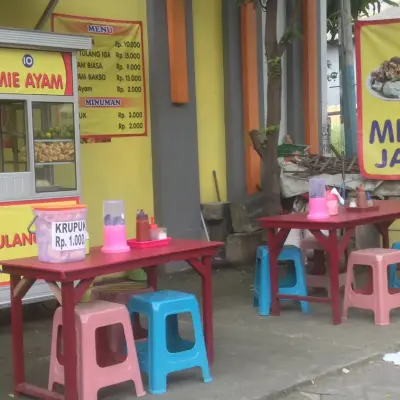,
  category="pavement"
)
[282,357,400,400]
[2,266,400,399]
